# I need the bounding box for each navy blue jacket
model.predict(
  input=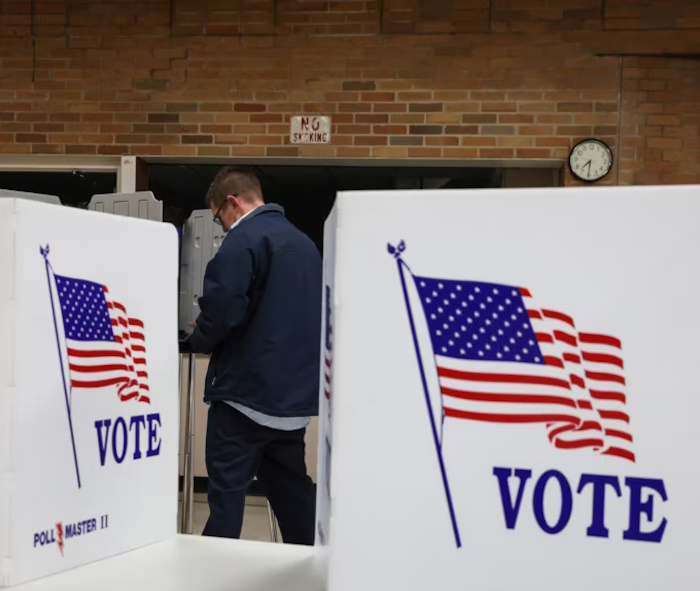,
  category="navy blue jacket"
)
[186,204,321,417]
